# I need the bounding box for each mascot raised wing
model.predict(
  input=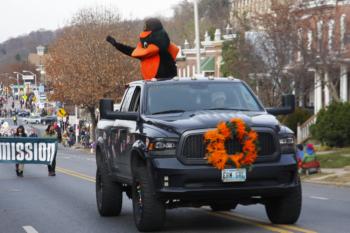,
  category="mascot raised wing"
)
[106,18,179,80]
